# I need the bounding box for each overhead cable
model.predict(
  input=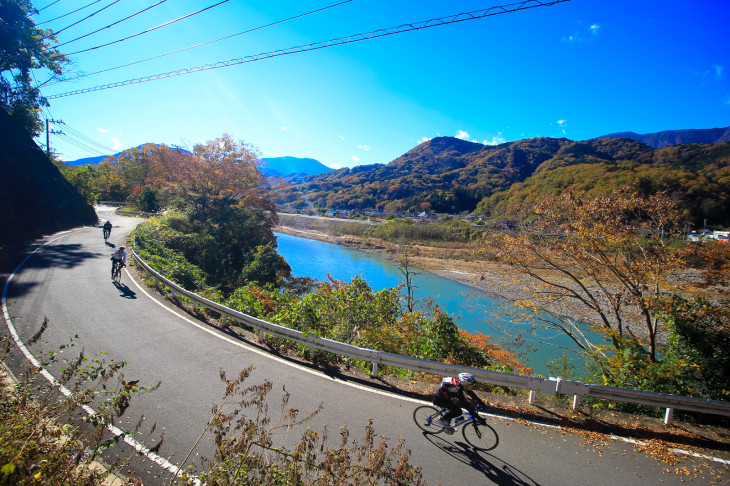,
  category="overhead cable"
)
[52,0,123,36]
[61,123,117,153]
[56,0,170,47]
[50,0,353,85]
[47,0,571,100]
[38,0,64,12]
[58,132,110,156]
[36,0,105,26]
[62,0,232,56]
